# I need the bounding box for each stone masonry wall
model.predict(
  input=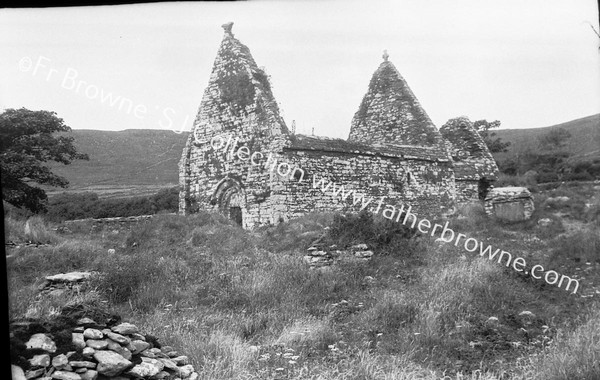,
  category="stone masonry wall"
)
[179,23,290,220]
[276,149,456,224]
